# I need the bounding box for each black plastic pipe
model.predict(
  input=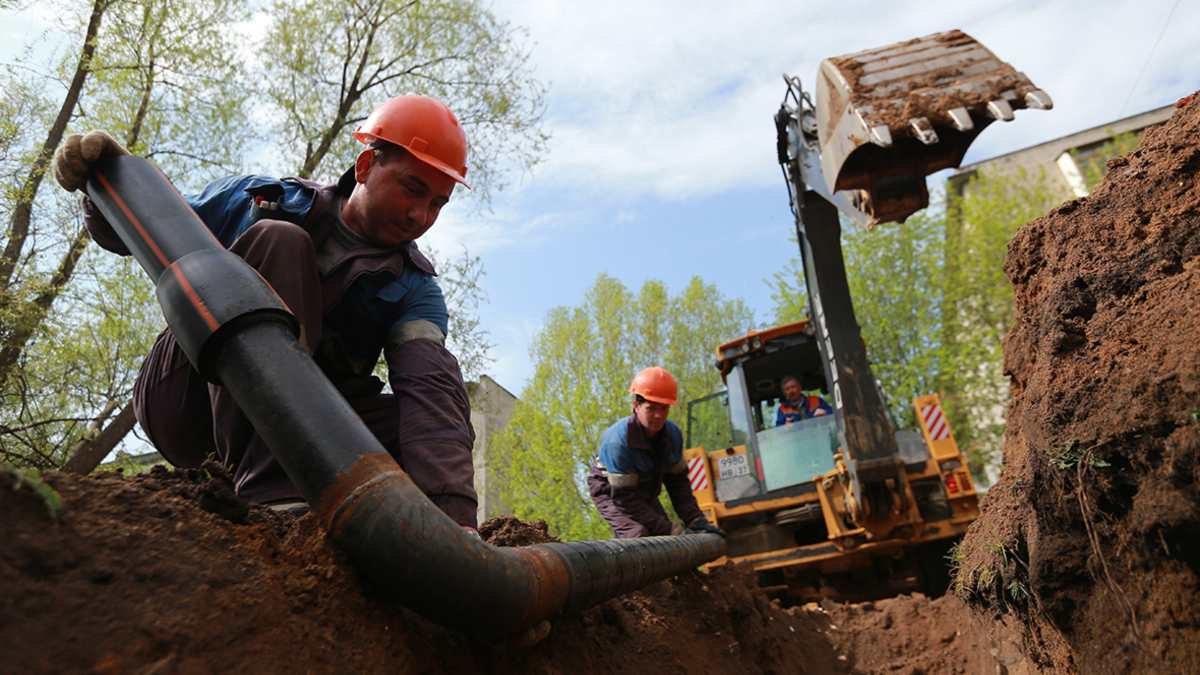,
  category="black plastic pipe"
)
[84,155,726,639]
